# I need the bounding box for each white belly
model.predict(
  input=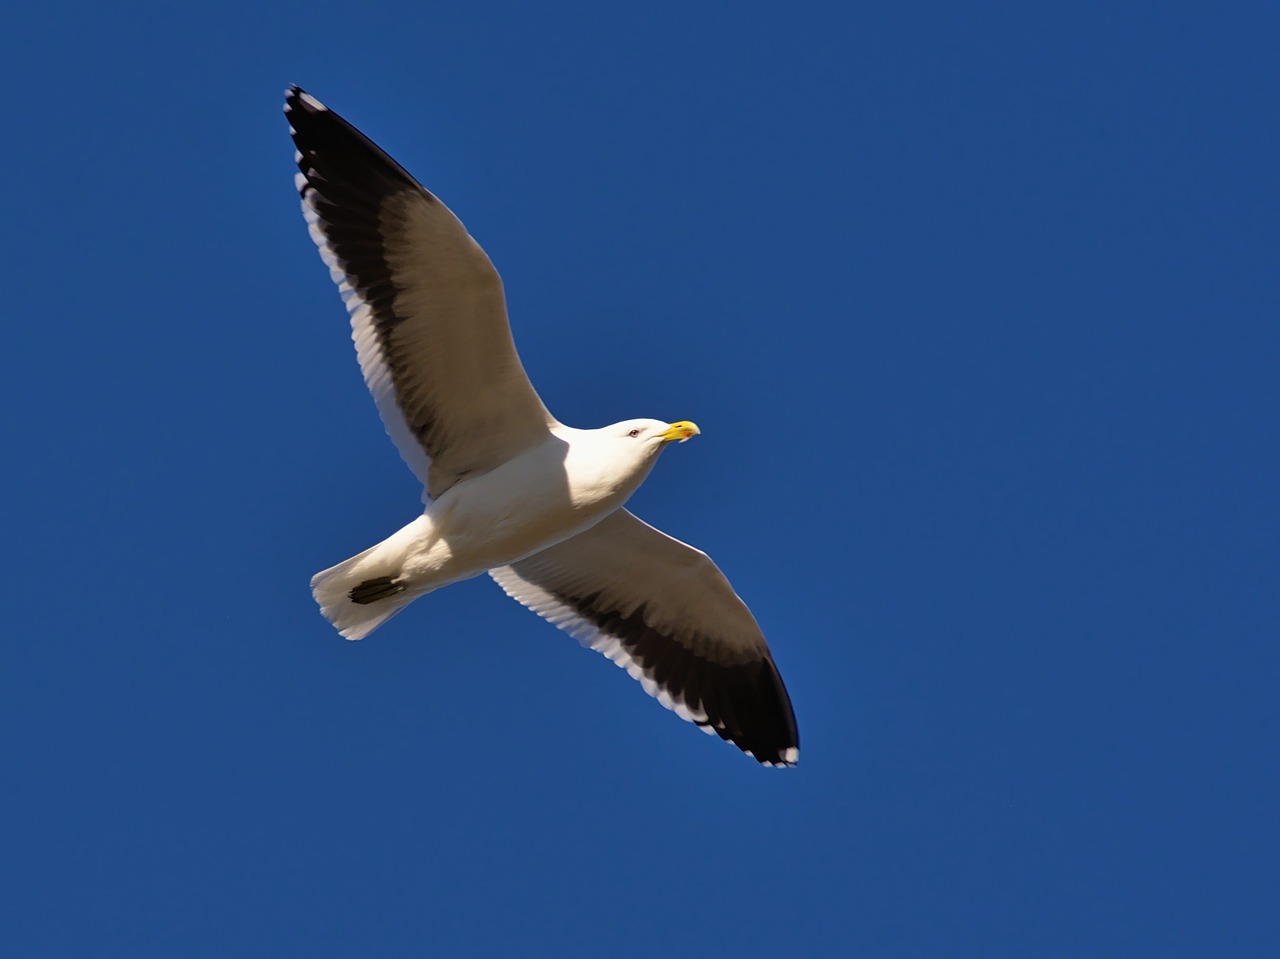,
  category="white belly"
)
[398,435,654,588]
